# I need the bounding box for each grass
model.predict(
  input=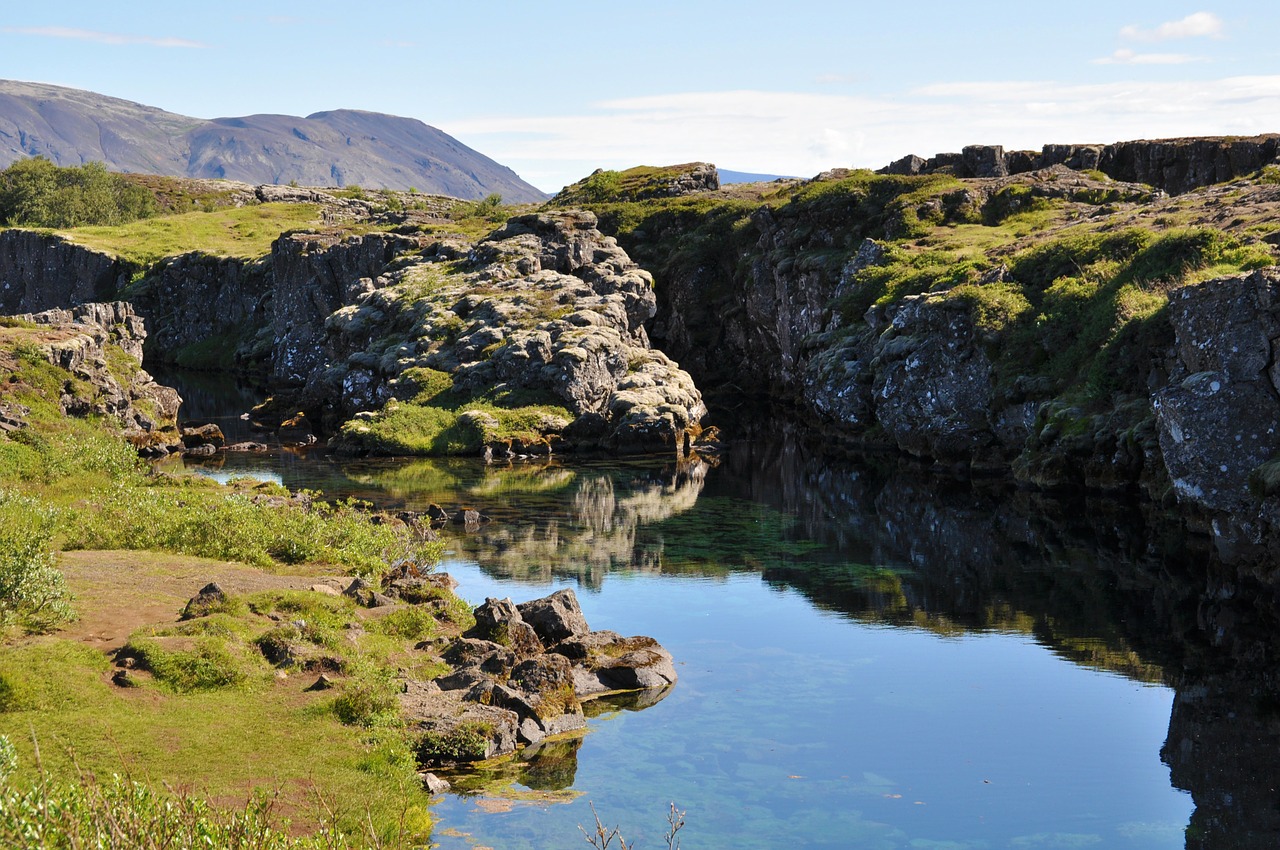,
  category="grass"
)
[0,637,432,843]
[57,203,322,265]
